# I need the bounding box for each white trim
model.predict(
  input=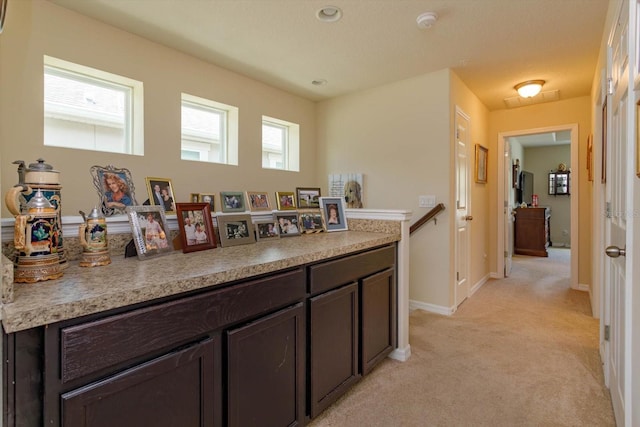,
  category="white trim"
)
[345,208,412,221]
[489,272,501,279]
[469,273,491,296]
[388,345,411,362]
[409,300,455,316]
[575,283,590,292]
